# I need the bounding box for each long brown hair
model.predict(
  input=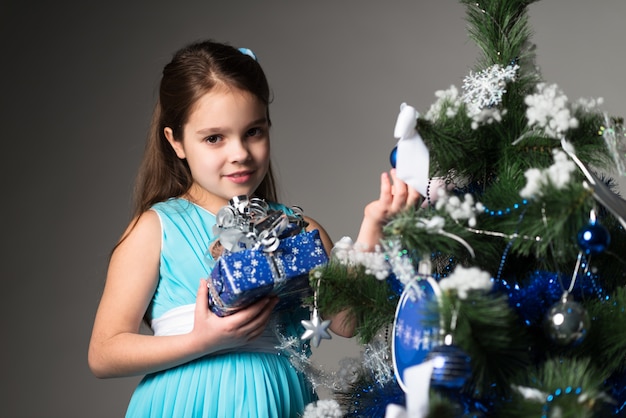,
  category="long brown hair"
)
[132,40,277,219]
